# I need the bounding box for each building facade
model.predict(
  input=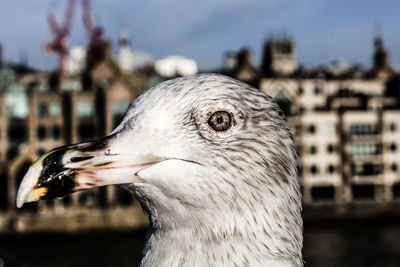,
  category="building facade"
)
[1,33,400,232]
[229,34,400,203]
[0,43,150,232]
